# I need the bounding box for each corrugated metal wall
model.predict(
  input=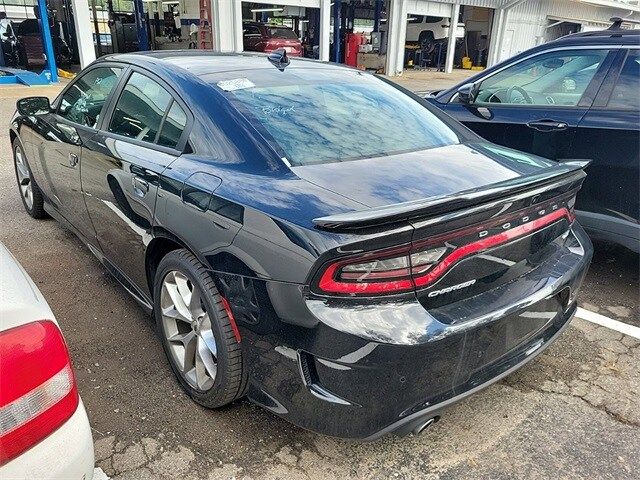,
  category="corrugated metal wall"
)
[502,0,636,60]
[405,0,452,16]
[400,0,638,67]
